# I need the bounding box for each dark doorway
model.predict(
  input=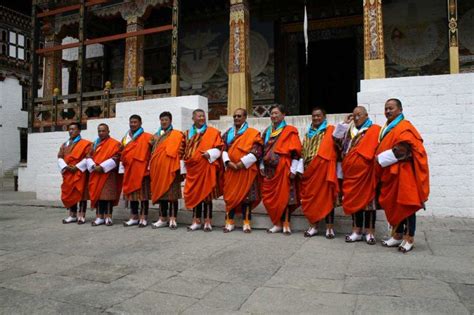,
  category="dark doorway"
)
[299,38,358,114]
[19,128,27,163]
